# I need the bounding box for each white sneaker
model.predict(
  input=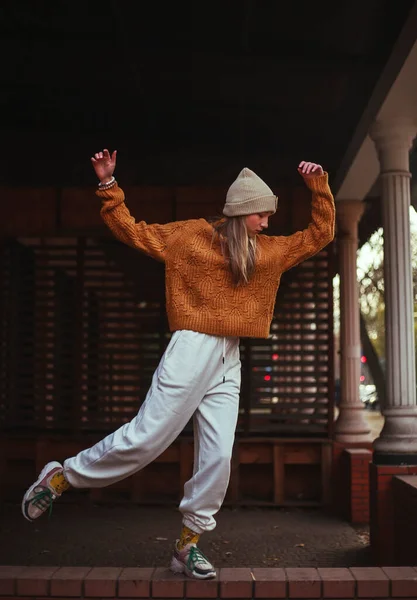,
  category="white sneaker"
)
[22,461,70,522]
[171,541,216,579]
